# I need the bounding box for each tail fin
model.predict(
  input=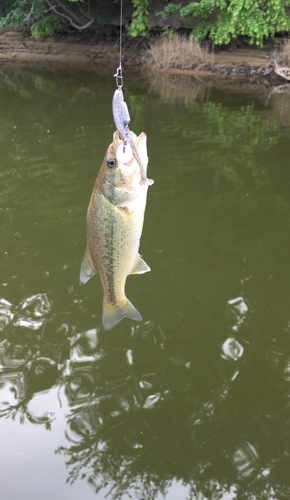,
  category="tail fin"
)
[102,298,142,331]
